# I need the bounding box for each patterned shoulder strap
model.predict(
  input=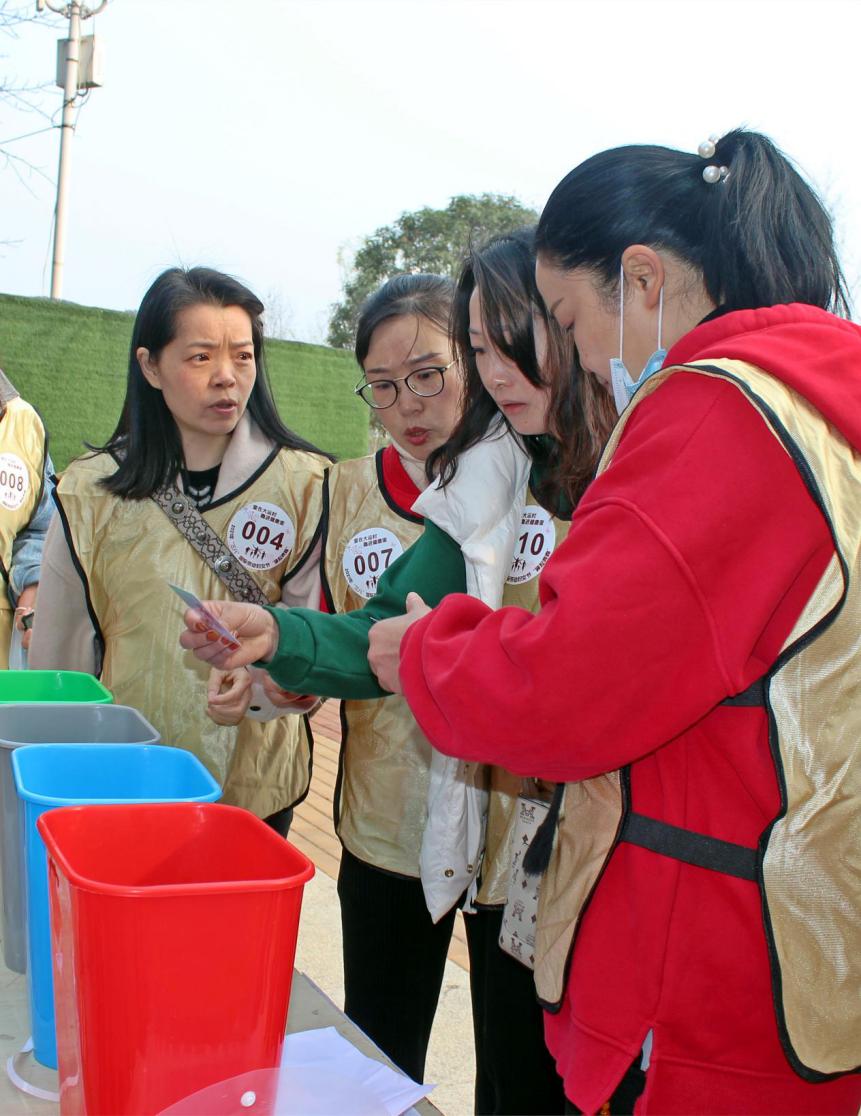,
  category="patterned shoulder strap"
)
[151,485,269,606]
